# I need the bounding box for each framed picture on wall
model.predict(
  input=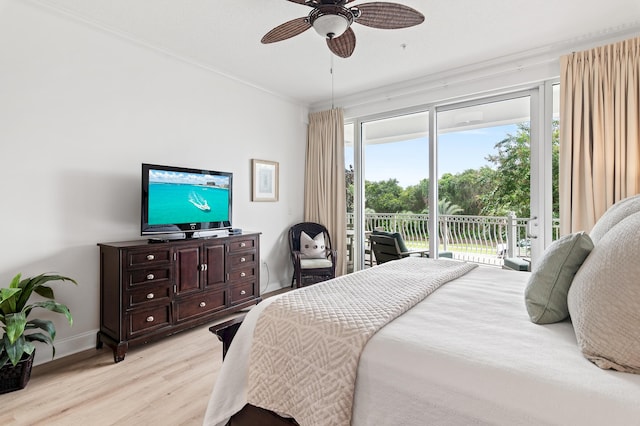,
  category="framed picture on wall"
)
[252,159,279,202]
